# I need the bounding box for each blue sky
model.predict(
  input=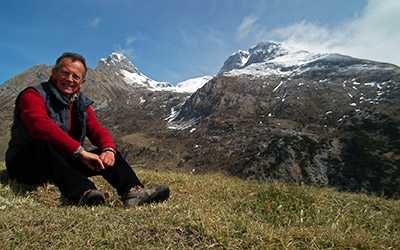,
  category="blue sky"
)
[1,0,399,85]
